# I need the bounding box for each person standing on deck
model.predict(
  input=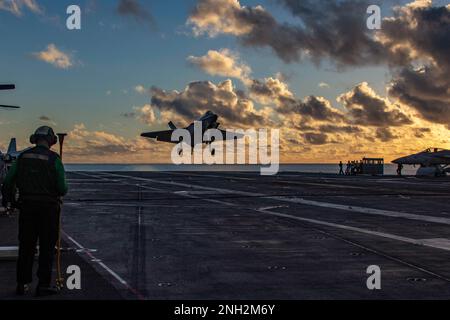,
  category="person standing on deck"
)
[1,126,68,297]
